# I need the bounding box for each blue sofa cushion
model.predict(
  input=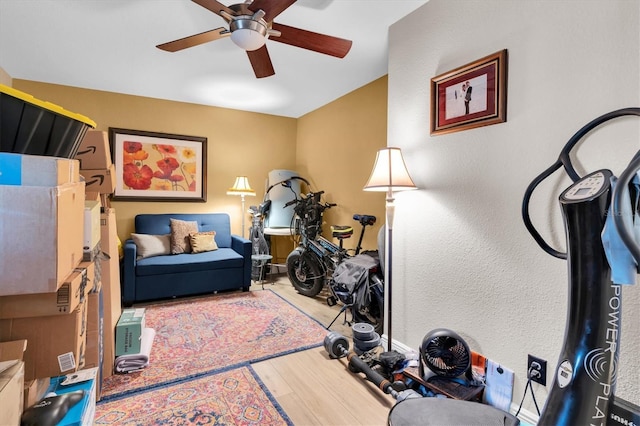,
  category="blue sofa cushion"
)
[135,248,243,276]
